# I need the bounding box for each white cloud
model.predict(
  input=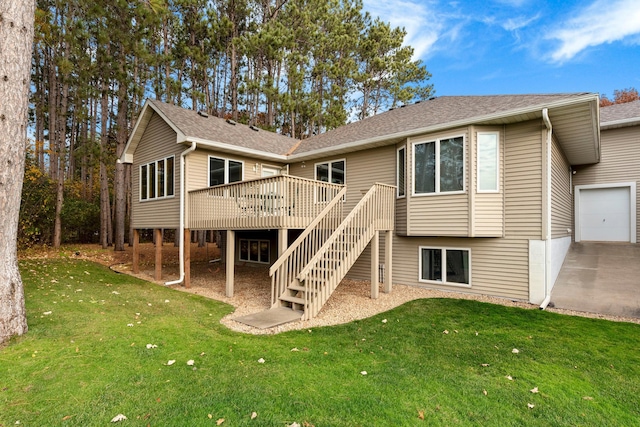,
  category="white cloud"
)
[548,0,640,63]
[362,0,443,59]
[502,14,540,32]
